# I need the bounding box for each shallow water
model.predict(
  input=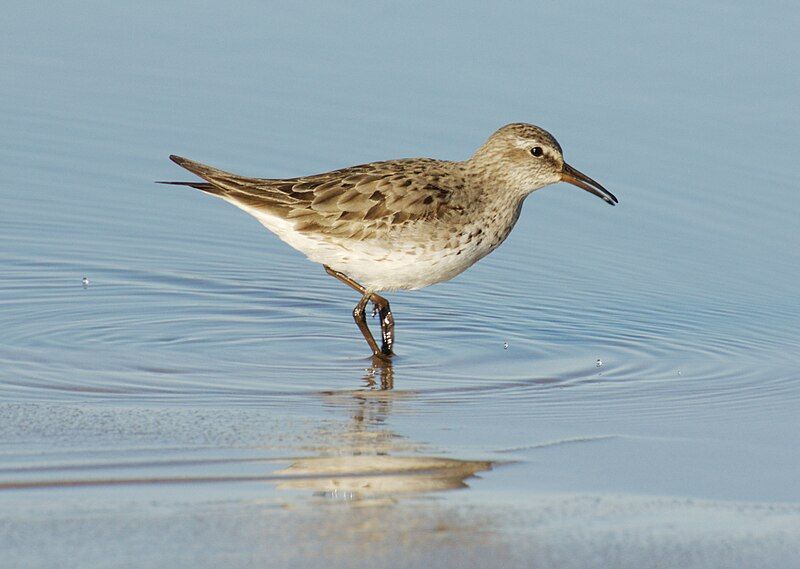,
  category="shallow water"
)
[2,1,800,567]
